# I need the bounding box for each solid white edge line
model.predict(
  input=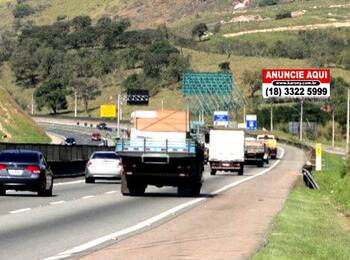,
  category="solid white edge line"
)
[50,201,65,205]
[54,180,84,186]
[105,191,118,194]
[44,148,285,260]
[10,208,31,214]
[82,195,95,199]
